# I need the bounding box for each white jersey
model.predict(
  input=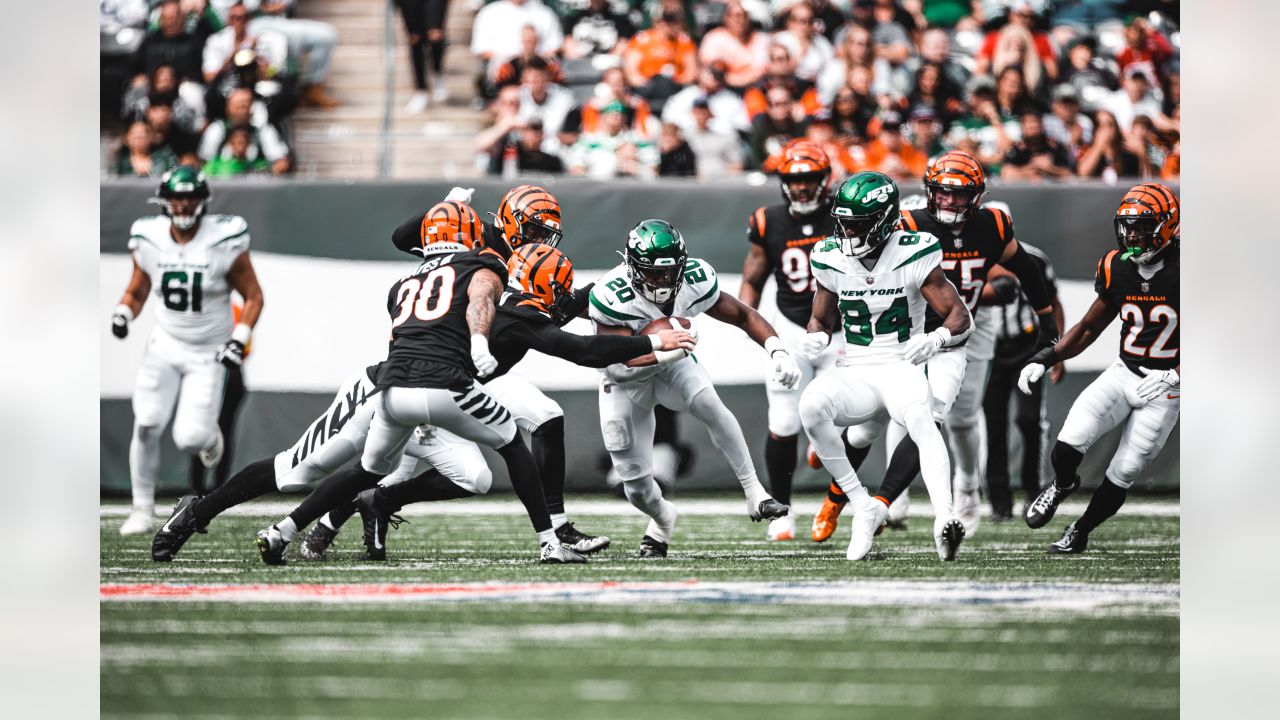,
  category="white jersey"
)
[809,229,943,367]
[129,214,250,346]
[588,257,722,333]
